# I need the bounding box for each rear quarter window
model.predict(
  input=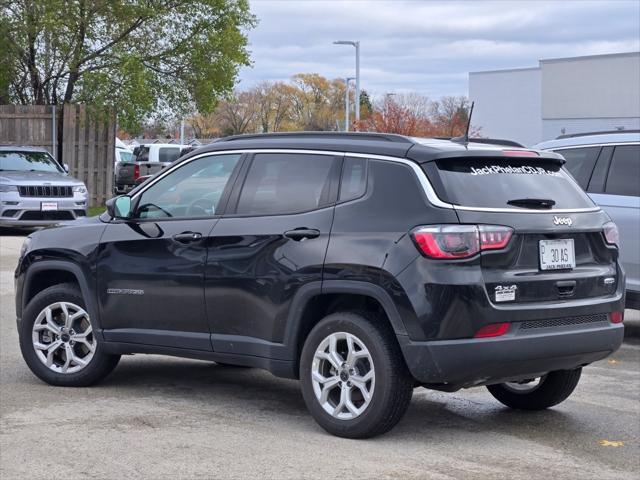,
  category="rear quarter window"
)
[554,147,600,189]
[424,157,595,210]
[605,145,640,197]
